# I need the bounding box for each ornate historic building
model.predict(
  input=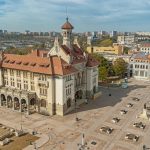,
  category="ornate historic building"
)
[0,18,99,116]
